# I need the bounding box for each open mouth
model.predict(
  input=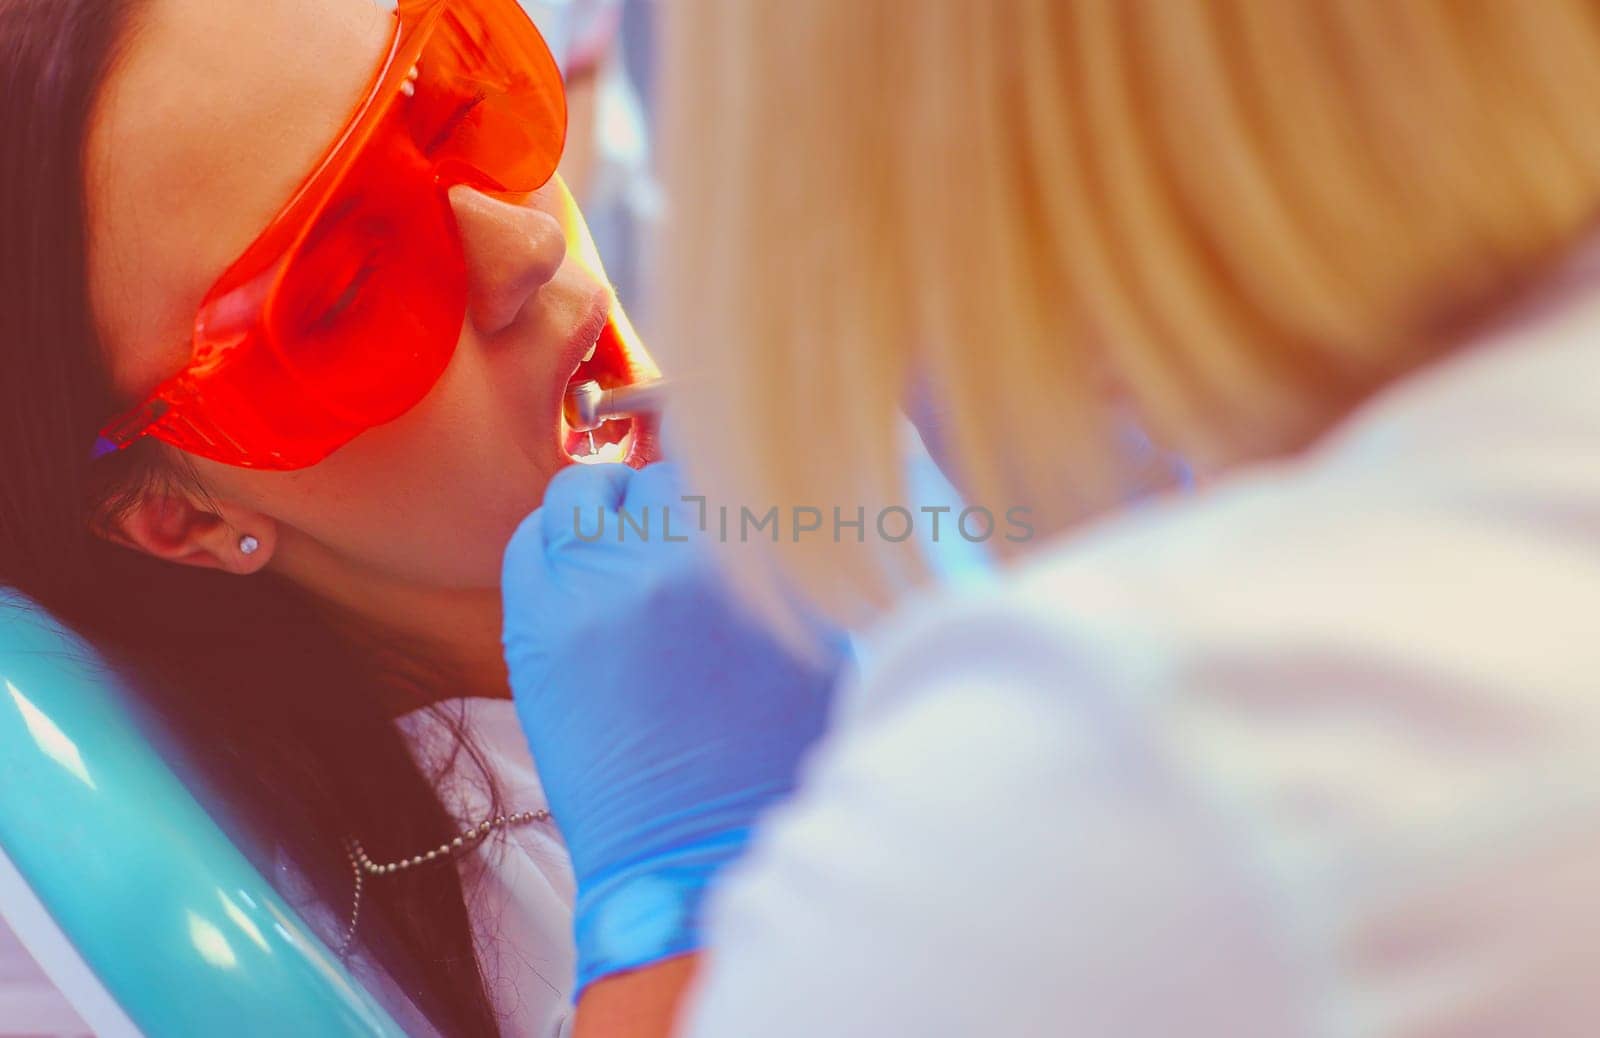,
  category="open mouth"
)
[559,315,658,466]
